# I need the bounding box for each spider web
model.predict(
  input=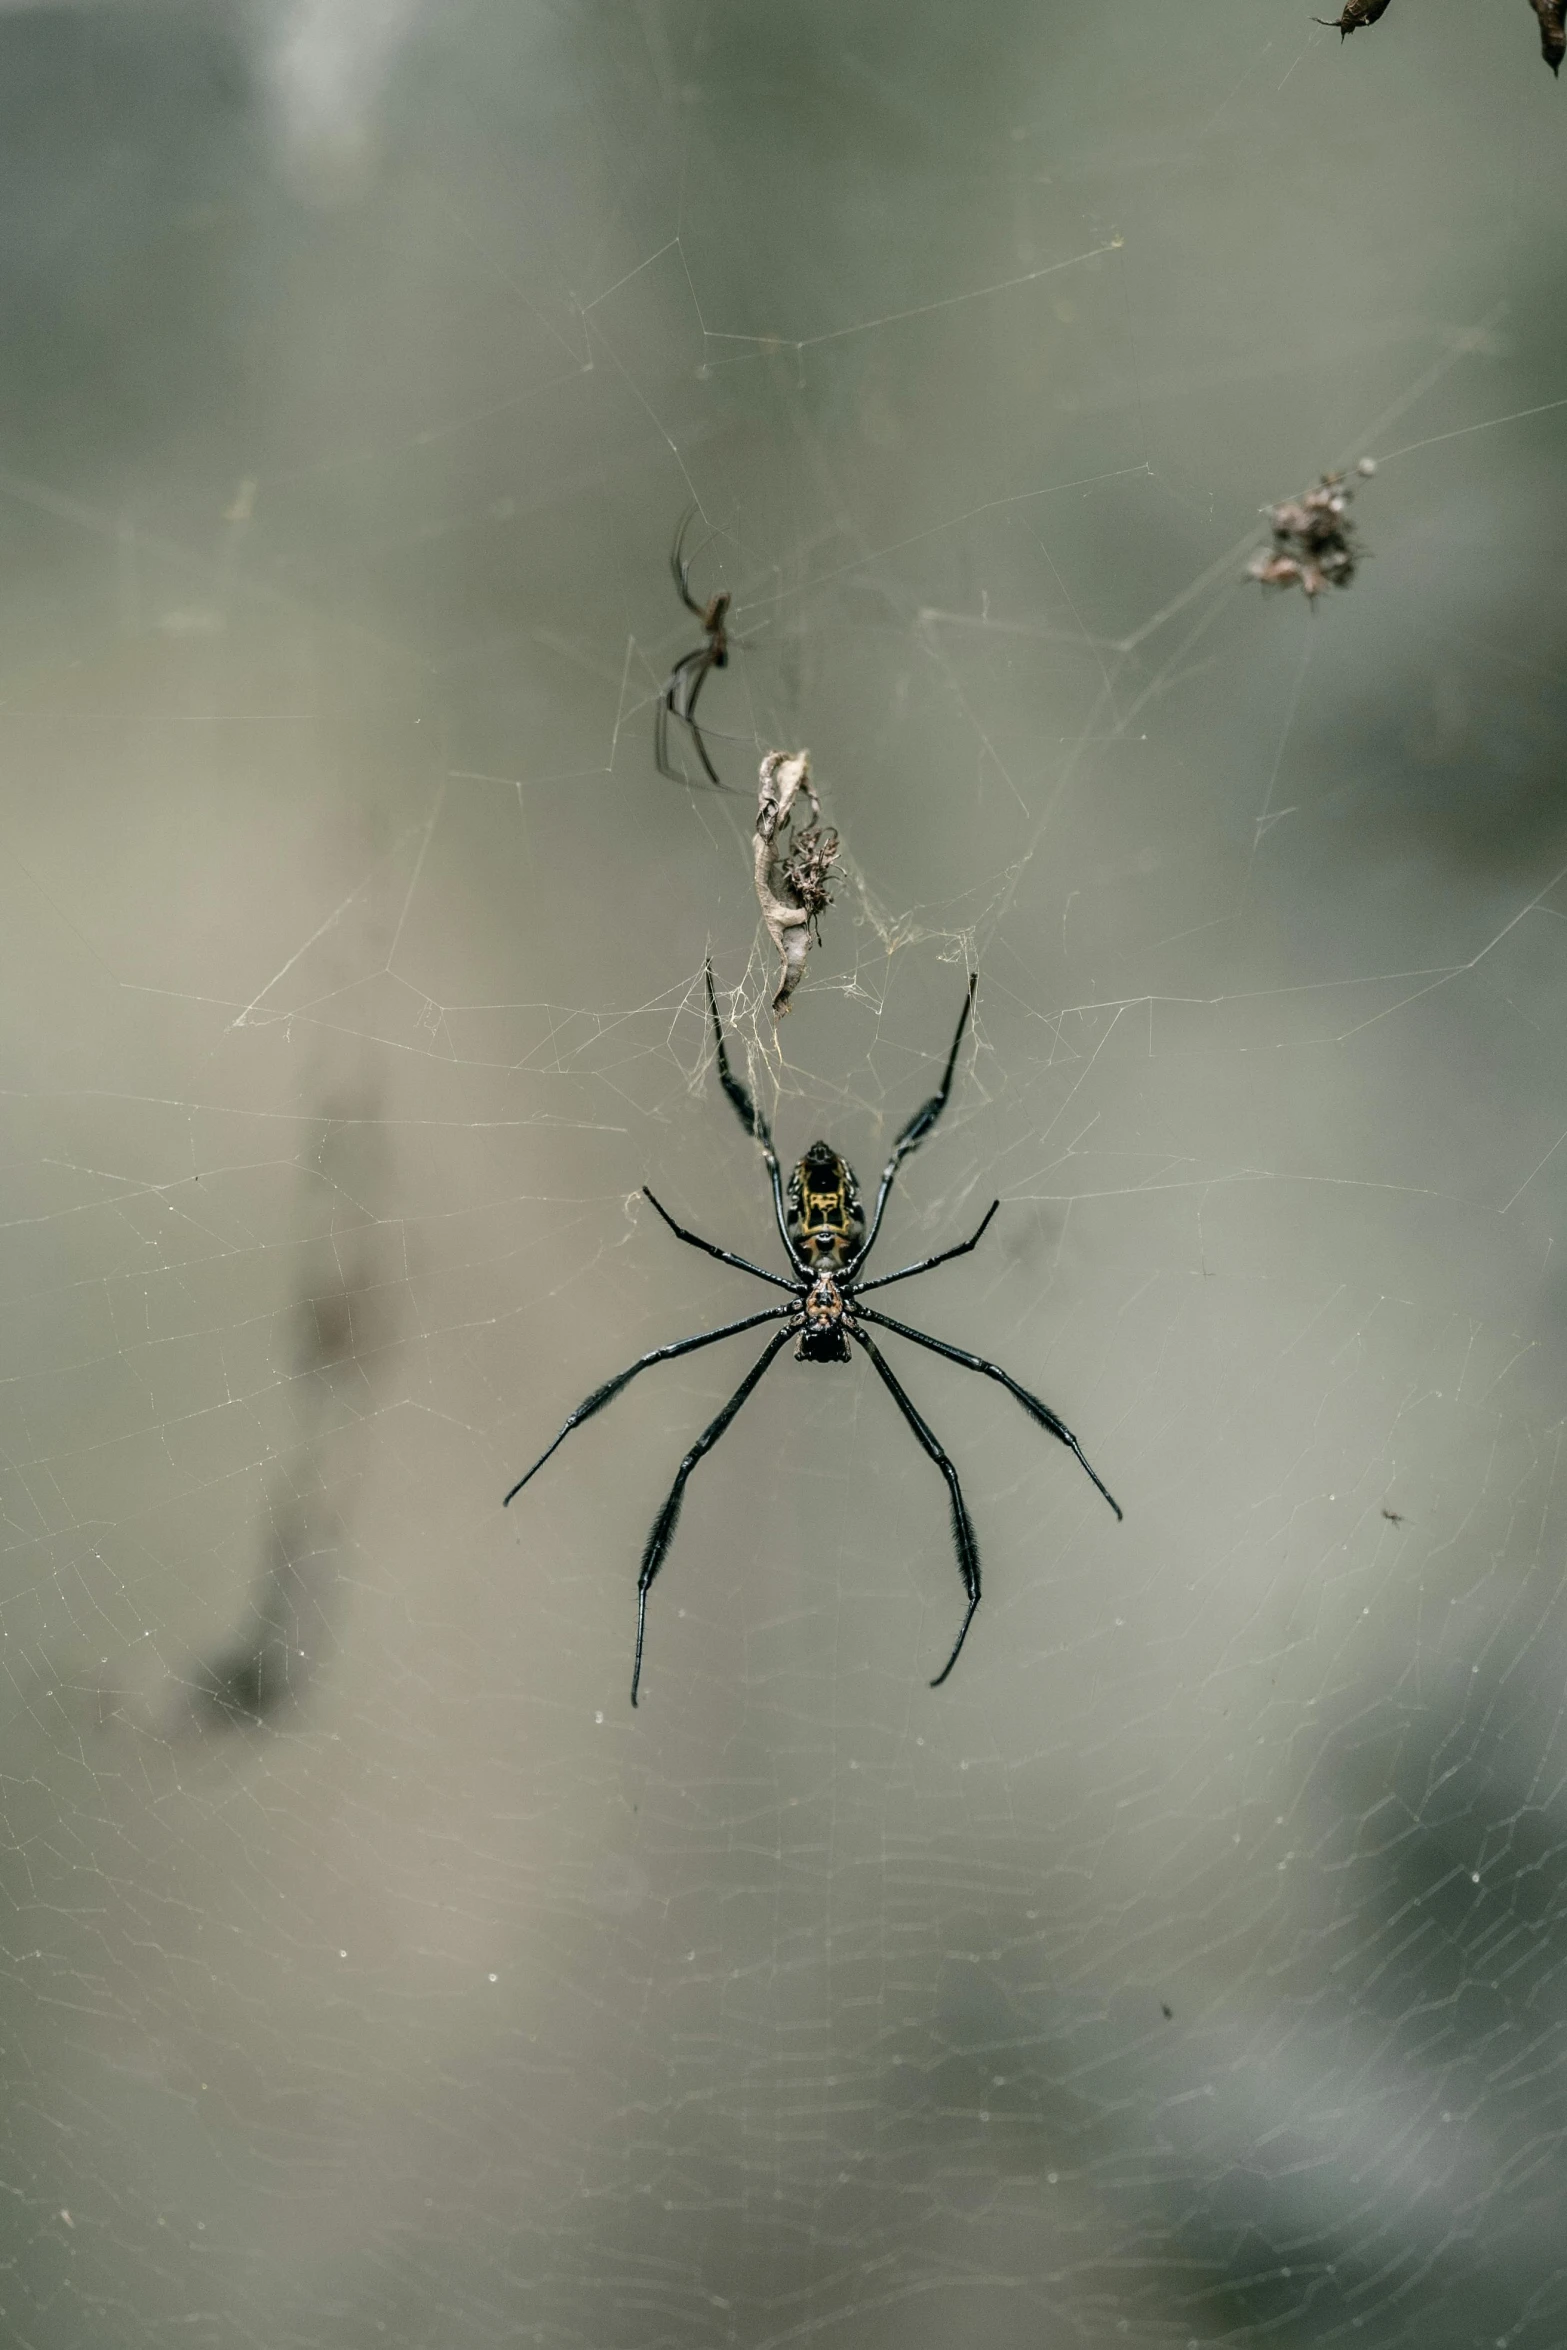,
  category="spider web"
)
[3,2,1567,2345]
